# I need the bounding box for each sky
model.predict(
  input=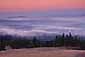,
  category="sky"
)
[0,0,85,36]
[0,0,85,12]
